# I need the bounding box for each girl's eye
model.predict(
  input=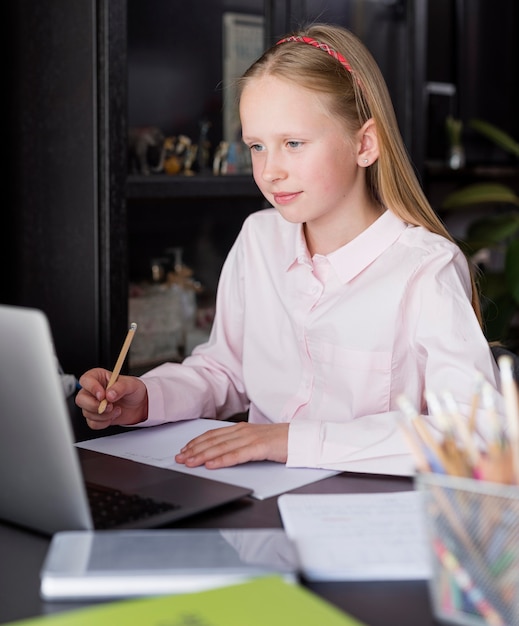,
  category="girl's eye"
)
[287,140,303,149]
[250,144,264,153]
